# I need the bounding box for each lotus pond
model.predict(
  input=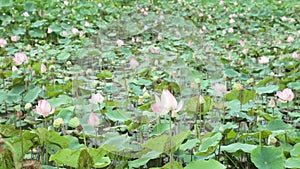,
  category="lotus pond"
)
[0,0,300,168]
